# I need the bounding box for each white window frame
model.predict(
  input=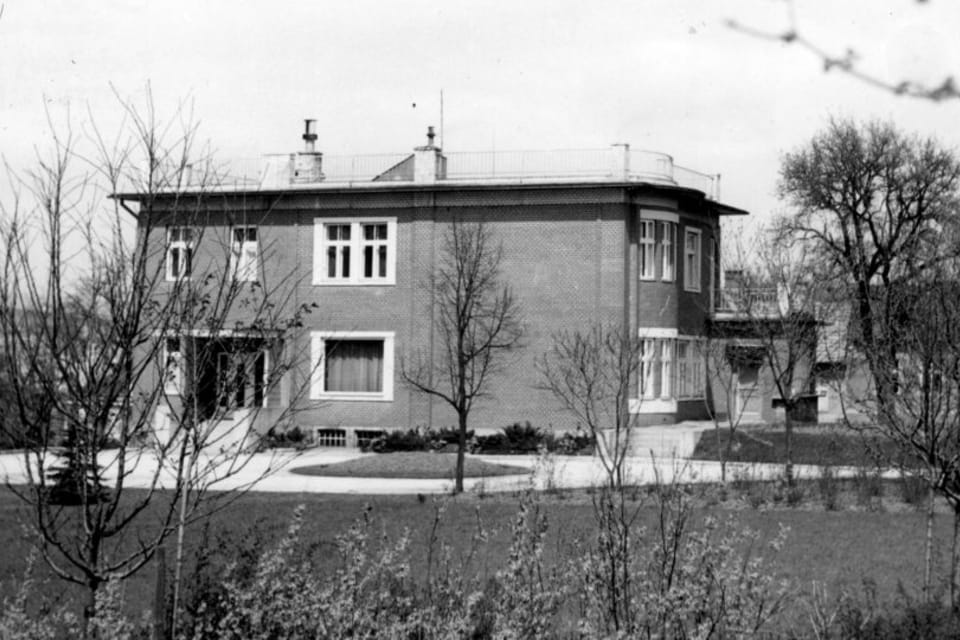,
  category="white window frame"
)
[165,226,193,281]
[660,340,673,399]
[631,328,679,414]
[639,220,655,280]
[163,337,183,395]
[660,221,675,282]
[310,331,395,401]
[314,218,397,285]
[231,226,259,282]
[676,337,706,400]
[684,228,702,292]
